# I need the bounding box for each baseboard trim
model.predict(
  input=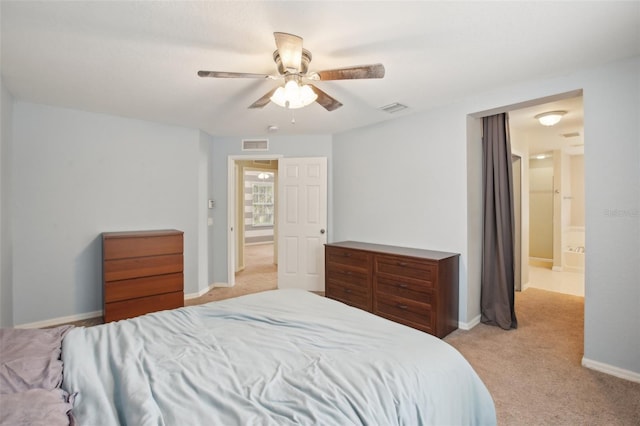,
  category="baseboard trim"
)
[16,310,103,329]
[19,283,231,327]
[459,314,481,330]
[582,357,640,383]
[184,283,217,299]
